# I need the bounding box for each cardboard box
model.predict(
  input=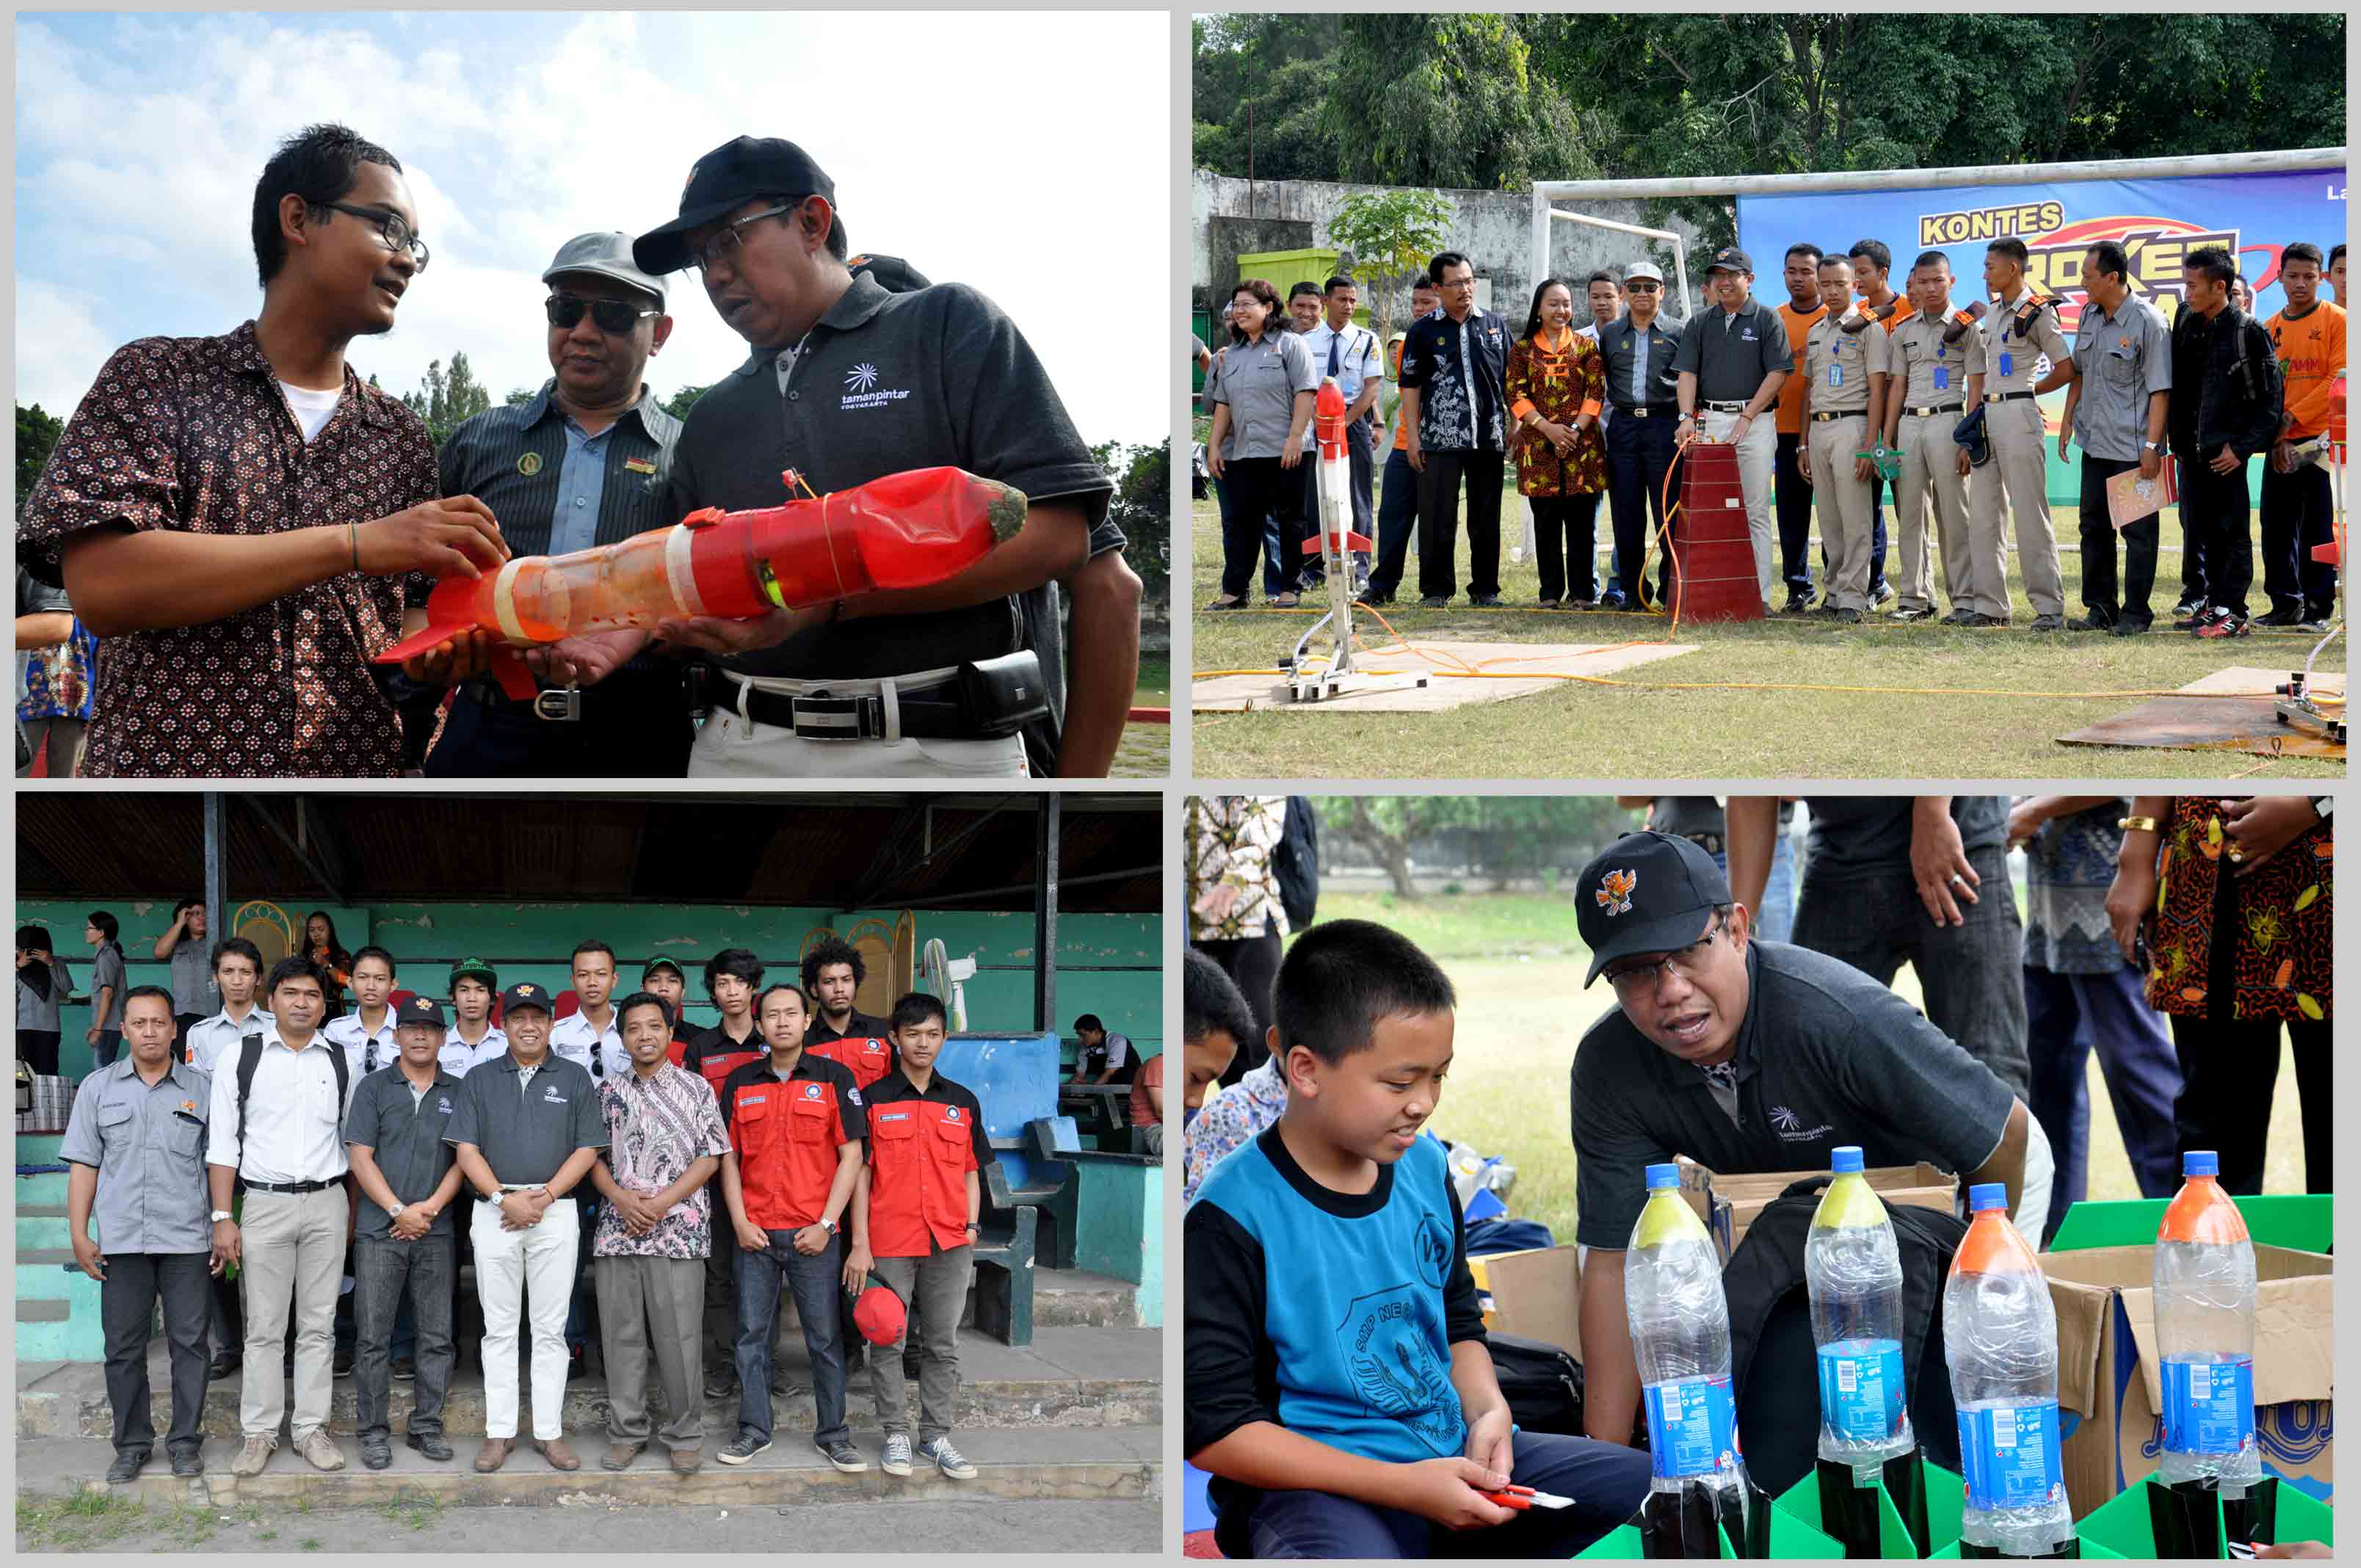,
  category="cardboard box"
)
[2042,1244,2334,1520]
[1468,1244,1584,1360]
[1675,1157,1960,1261]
